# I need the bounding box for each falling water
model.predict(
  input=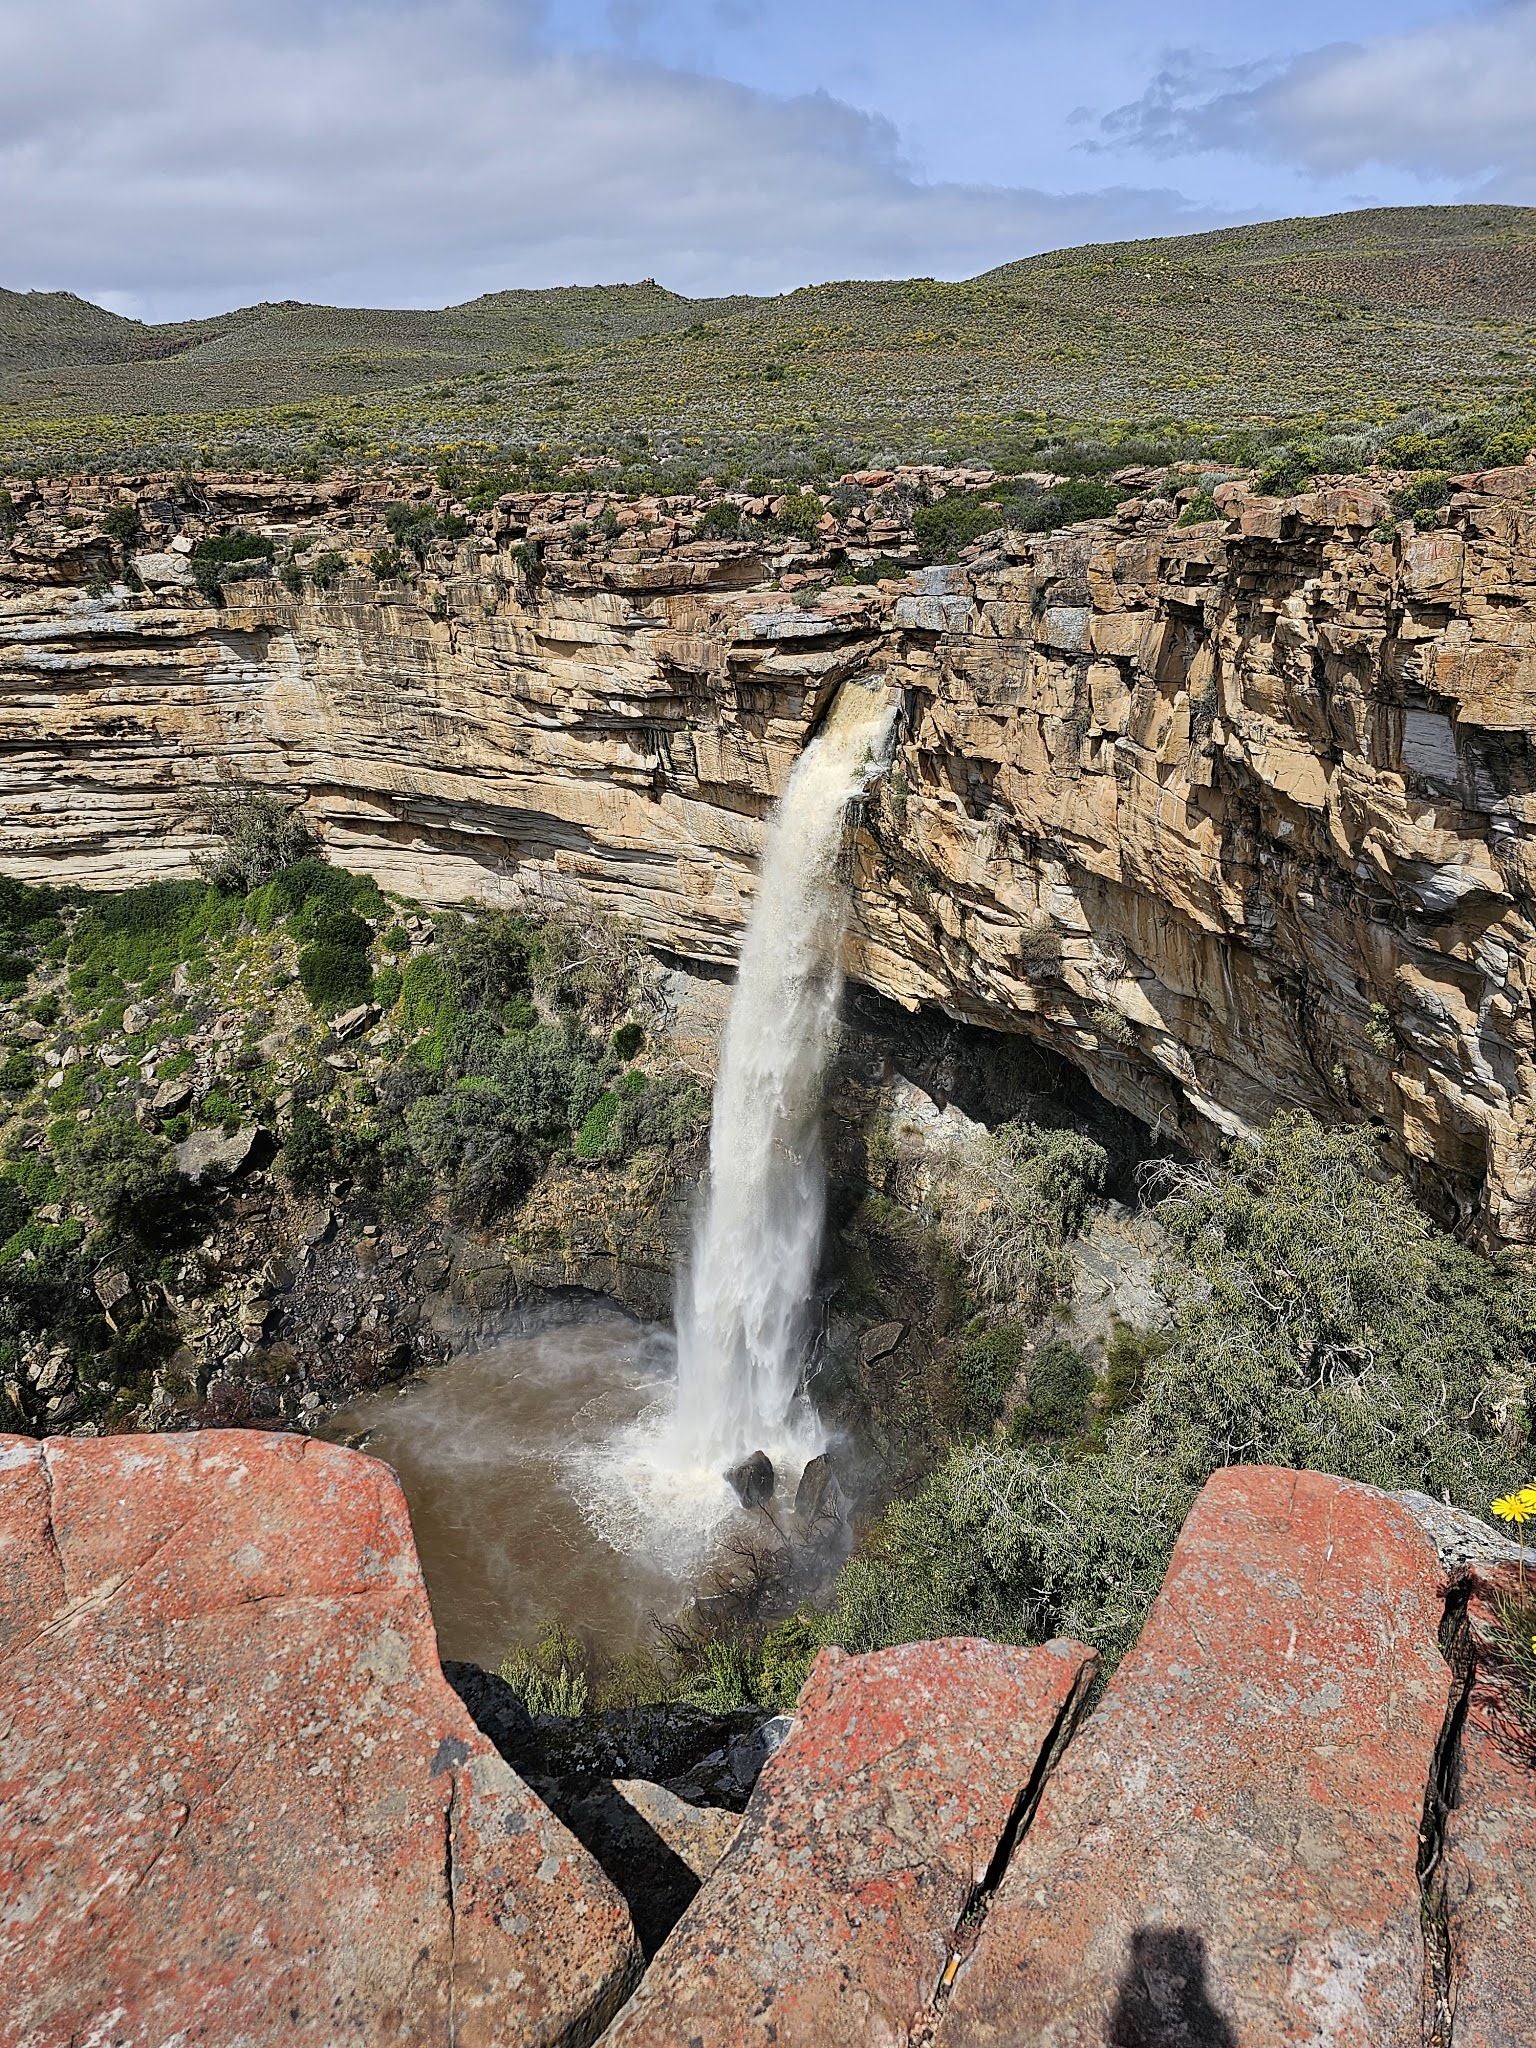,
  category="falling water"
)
[574,680,894,1567]
[672,680,896,1475]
